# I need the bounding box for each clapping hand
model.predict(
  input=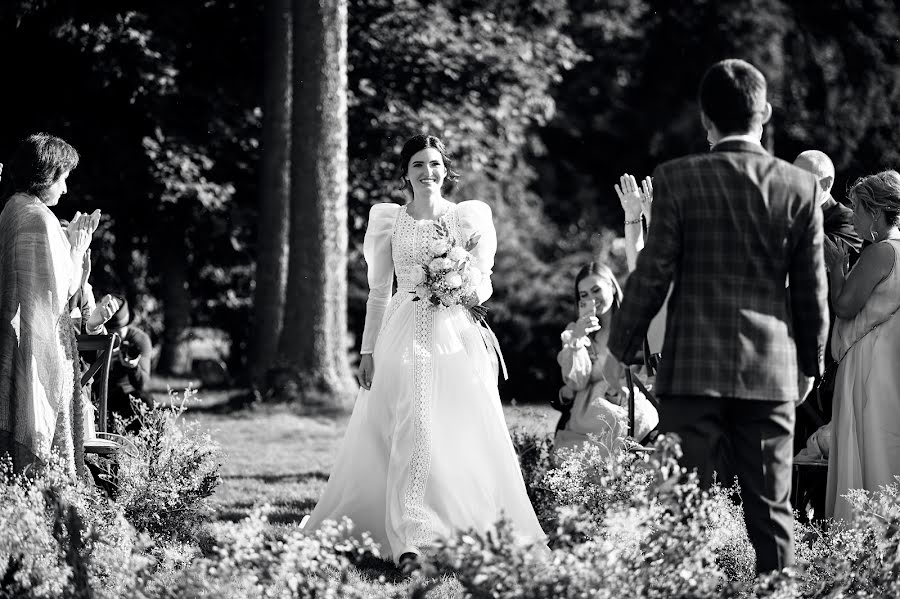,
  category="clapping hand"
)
[67,209,101,256]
